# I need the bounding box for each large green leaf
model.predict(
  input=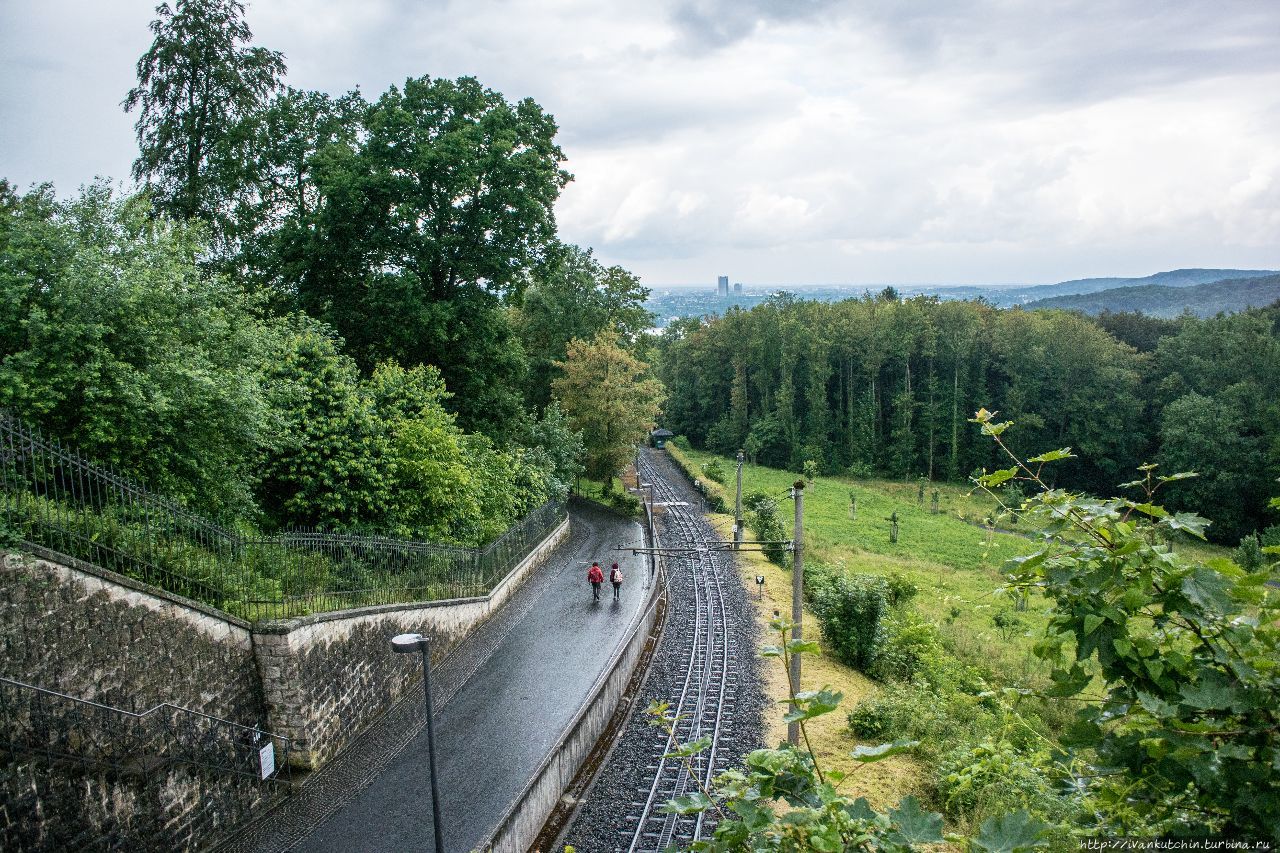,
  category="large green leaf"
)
[970,811,1049,852]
